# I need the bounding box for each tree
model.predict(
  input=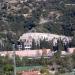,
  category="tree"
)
[58,39,64,51]
[52,51,61,72]
[40,39,50,49]
[71,31,75,47]
[71,50,75,68]
[22,57,29,66]
[31,39,37,50]
[15,55,22,67]
[40,67,52,75]
[3,64,13,75]
[36,43,40,49]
